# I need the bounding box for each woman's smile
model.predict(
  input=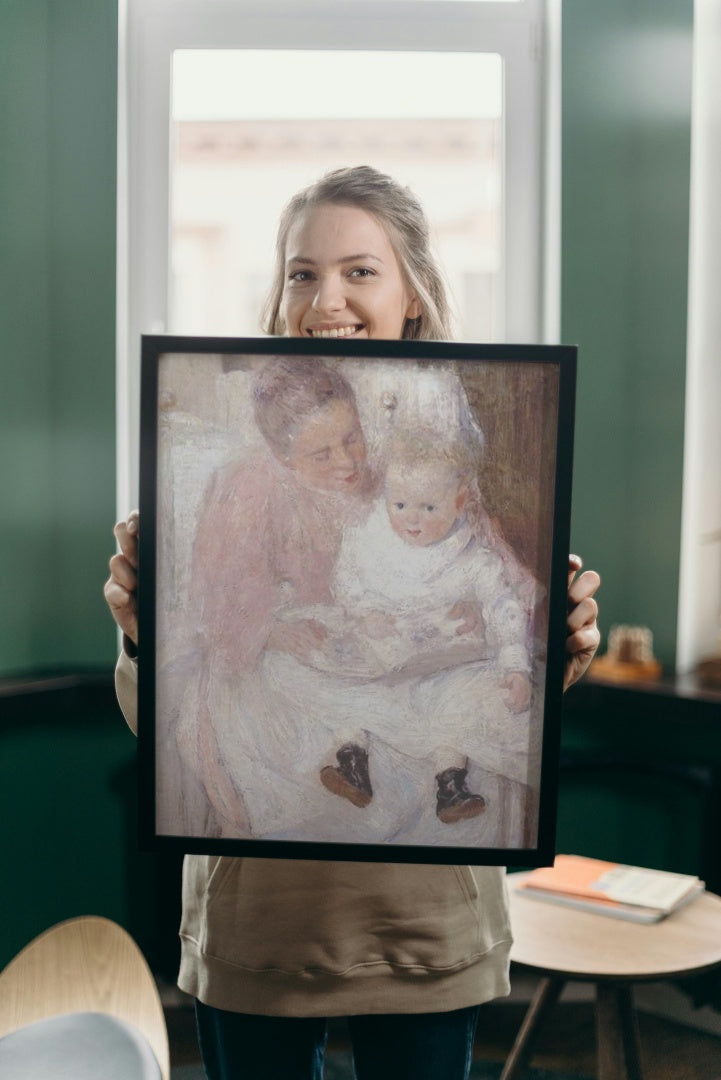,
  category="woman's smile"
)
[306,323,365,339]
